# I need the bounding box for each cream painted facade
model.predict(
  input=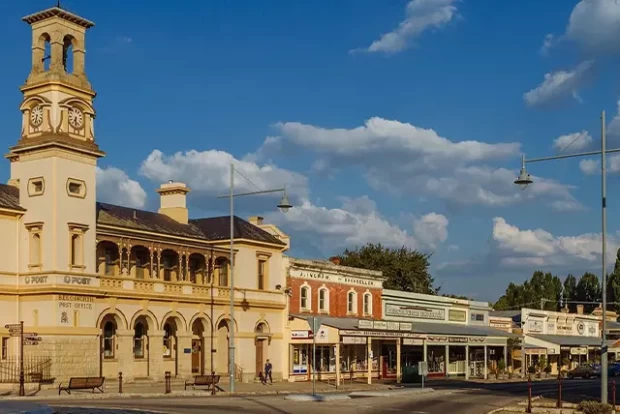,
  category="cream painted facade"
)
[0,5,290,384]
